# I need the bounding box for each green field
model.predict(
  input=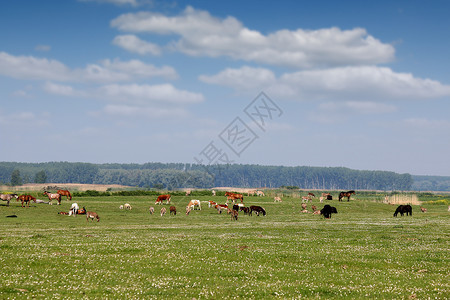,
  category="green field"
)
[1,193,449,299]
